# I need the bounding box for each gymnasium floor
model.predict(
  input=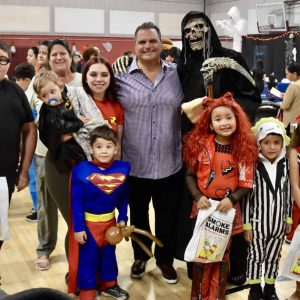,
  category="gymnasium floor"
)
[0,188,296,299]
